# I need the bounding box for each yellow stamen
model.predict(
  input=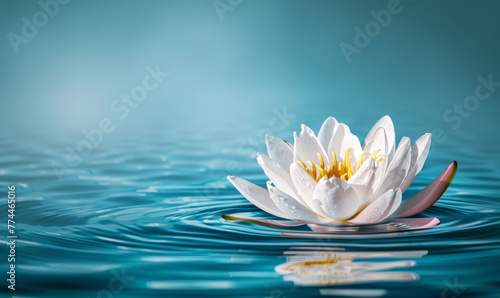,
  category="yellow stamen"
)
[338,161,344,174]
[356,151,367,171]
[296,161,307,170]
[317,153,325,169]
[318,166,326,181]
[295,148,385,181]
[308,161,317,180]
